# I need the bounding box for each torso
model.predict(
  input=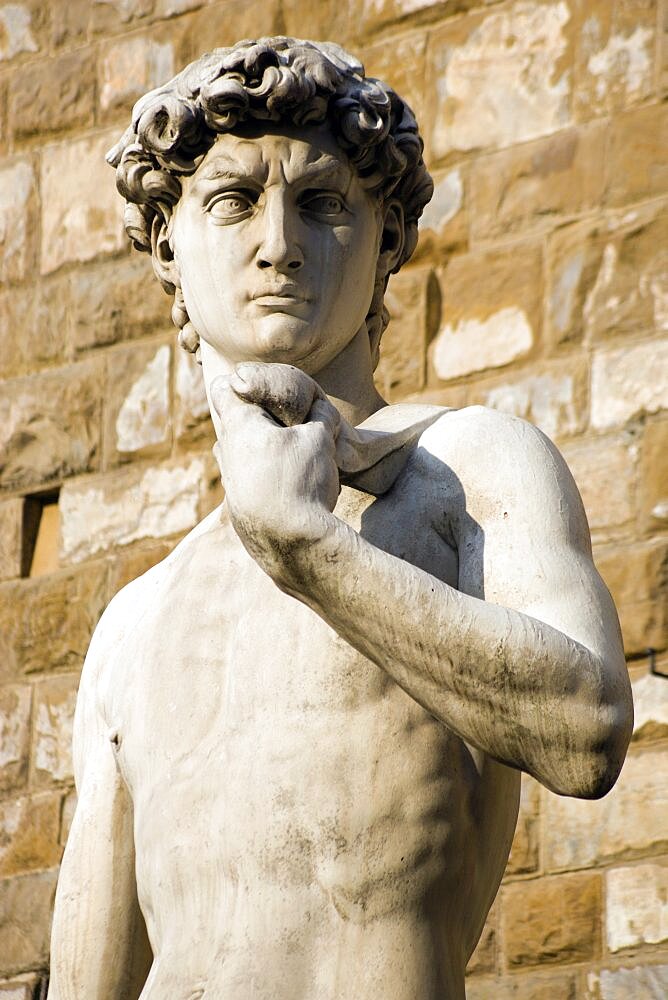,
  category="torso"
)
[100,408,520,1000]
